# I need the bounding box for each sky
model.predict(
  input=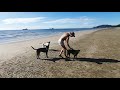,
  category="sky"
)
[0,12,120,30]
